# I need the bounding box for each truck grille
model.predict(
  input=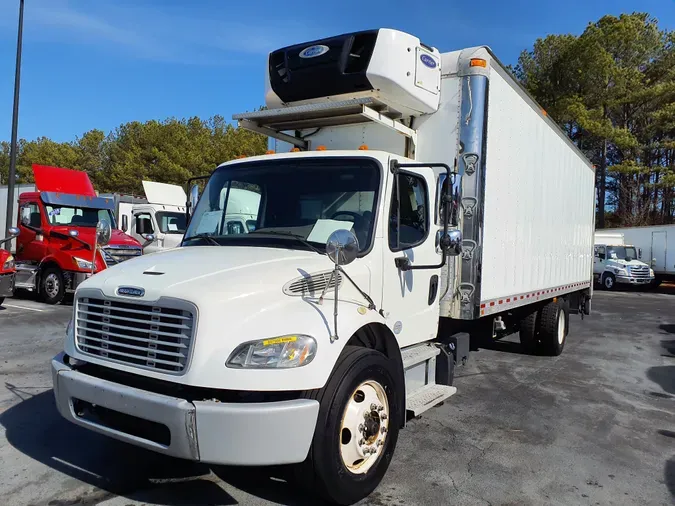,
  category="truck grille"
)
[629,265,650,278]
[102,245,142,266]
[75,297,195,374]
